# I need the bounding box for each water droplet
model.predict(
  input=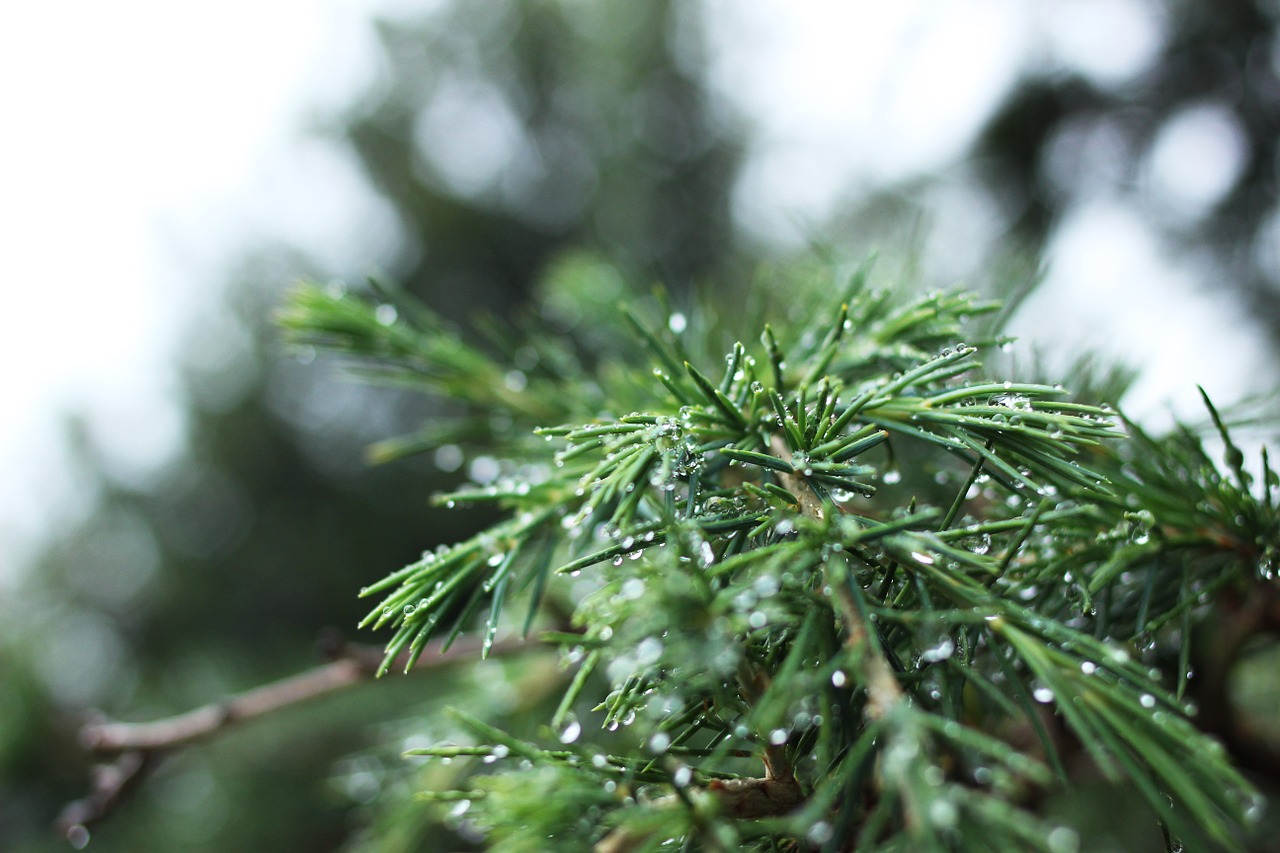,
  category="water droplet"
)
[1140,693,1156,708]
[769,728,788,745]
[374,303,398,325]
[1080,661,1097,675]
[673,765,693,787]
[807,822,834,844]
[503,370,528,393]
[67,825,91,850]
[1033,686,1054,704]
[910,551,935,565]
[929,798,958,828]
[667,313,688,334]
[432,444,463,473]
[754,575,780,597]
[1047,826,1080,853]
[882,469,902,485]
[636,636,664,665]
[649,732,671,753]
[920,638,955,663]
[559,716,582,744]
[468,455,501,484]
[831,670,847,687]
